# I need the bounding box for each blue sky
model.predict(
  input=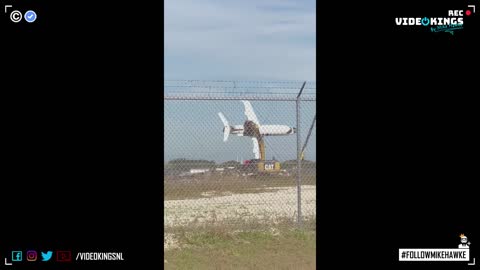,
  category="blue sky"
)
[164,0,316,163]
[165,0,316,81]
